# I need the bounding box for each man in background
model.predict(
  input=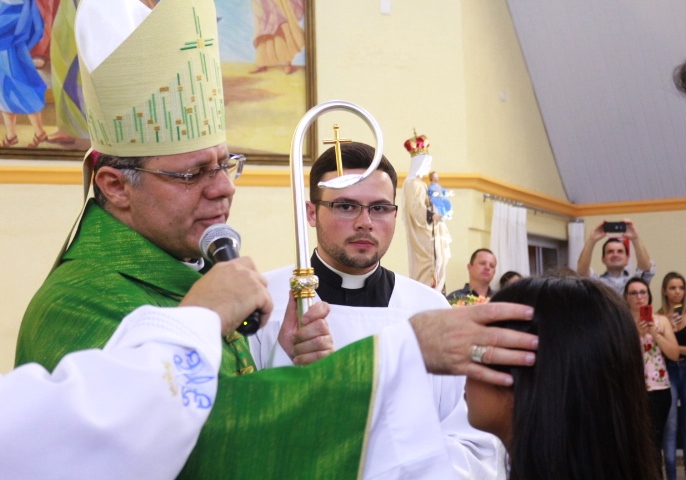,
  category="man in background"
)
[576,220,654,295]
[447,248,498,303]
